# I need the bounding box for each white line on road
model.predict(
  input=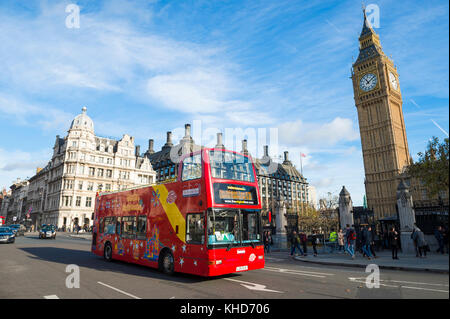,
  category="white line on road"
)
[263,266,334,278]
[97,281,141,299]
[348,277,449,293]
[224,278,283,293]
[43,295,59,299]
